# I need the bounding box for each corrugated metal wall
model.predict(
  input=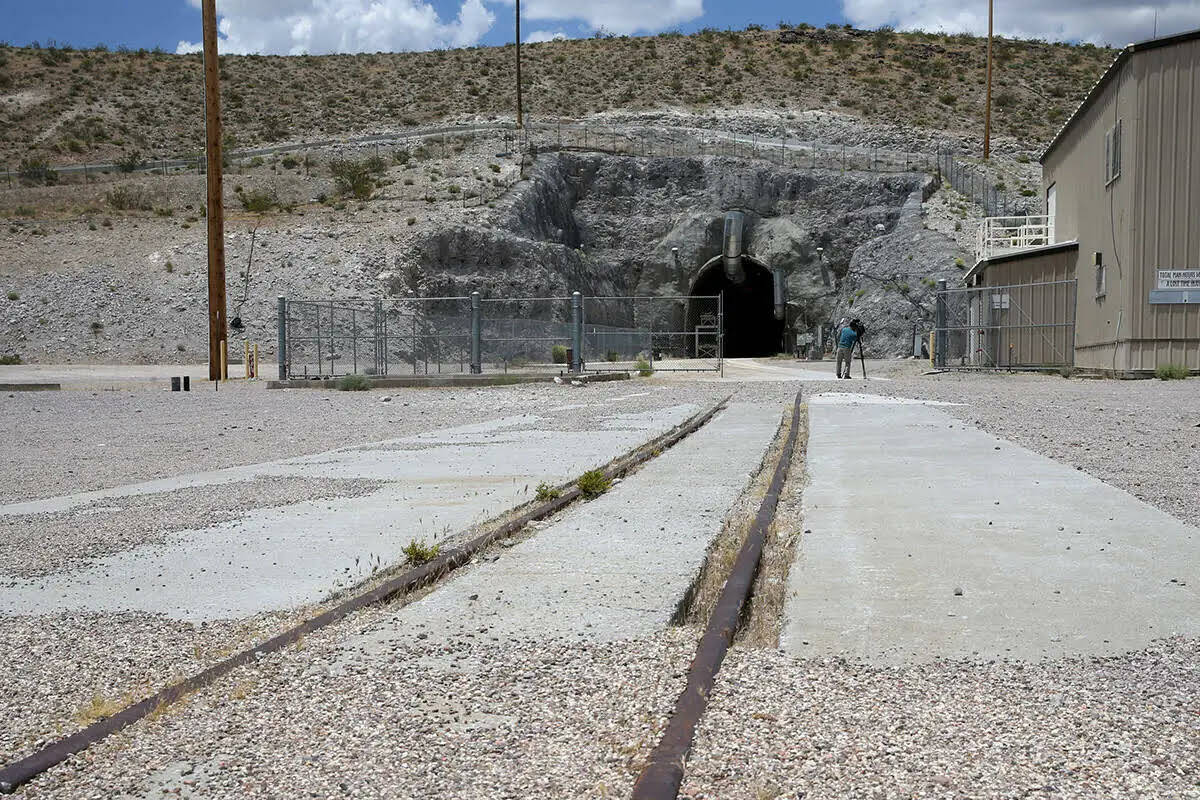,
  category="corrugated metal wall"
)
[1130,38,1200,371]
[1042,59,1139,371]
[978,248,1078,367]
